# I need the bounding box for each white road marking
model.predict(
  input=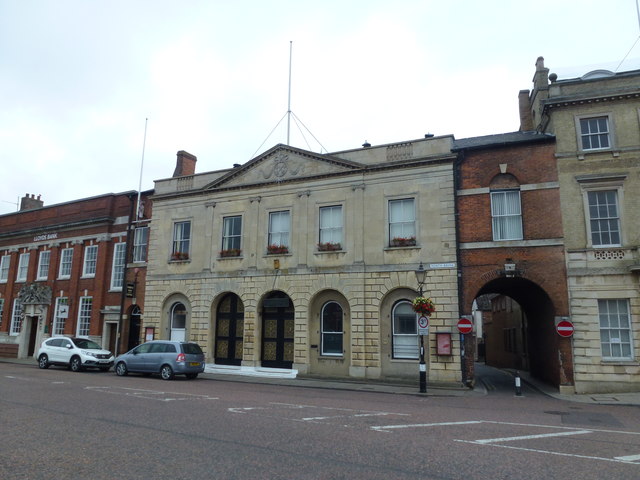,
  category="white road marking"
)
[615,454,640,462]
[473,429,592,444]
[372,421,483,431]
[303,413,399,421]
[85,386,218,401]
[228,407,267,413]
[455,439,640,465]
